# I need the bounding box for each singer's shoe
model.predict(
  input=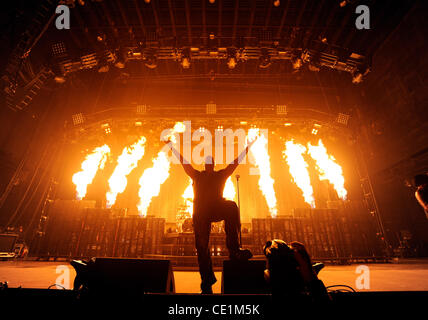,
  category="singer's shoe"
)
[229,248,253,261]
